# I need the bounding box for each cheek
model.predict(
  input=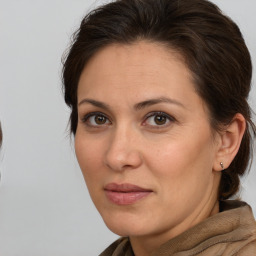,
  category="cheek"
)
[75,133,104,181]
[146,137,216,222]
[74,134,108,211]
[147,132,216,190]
